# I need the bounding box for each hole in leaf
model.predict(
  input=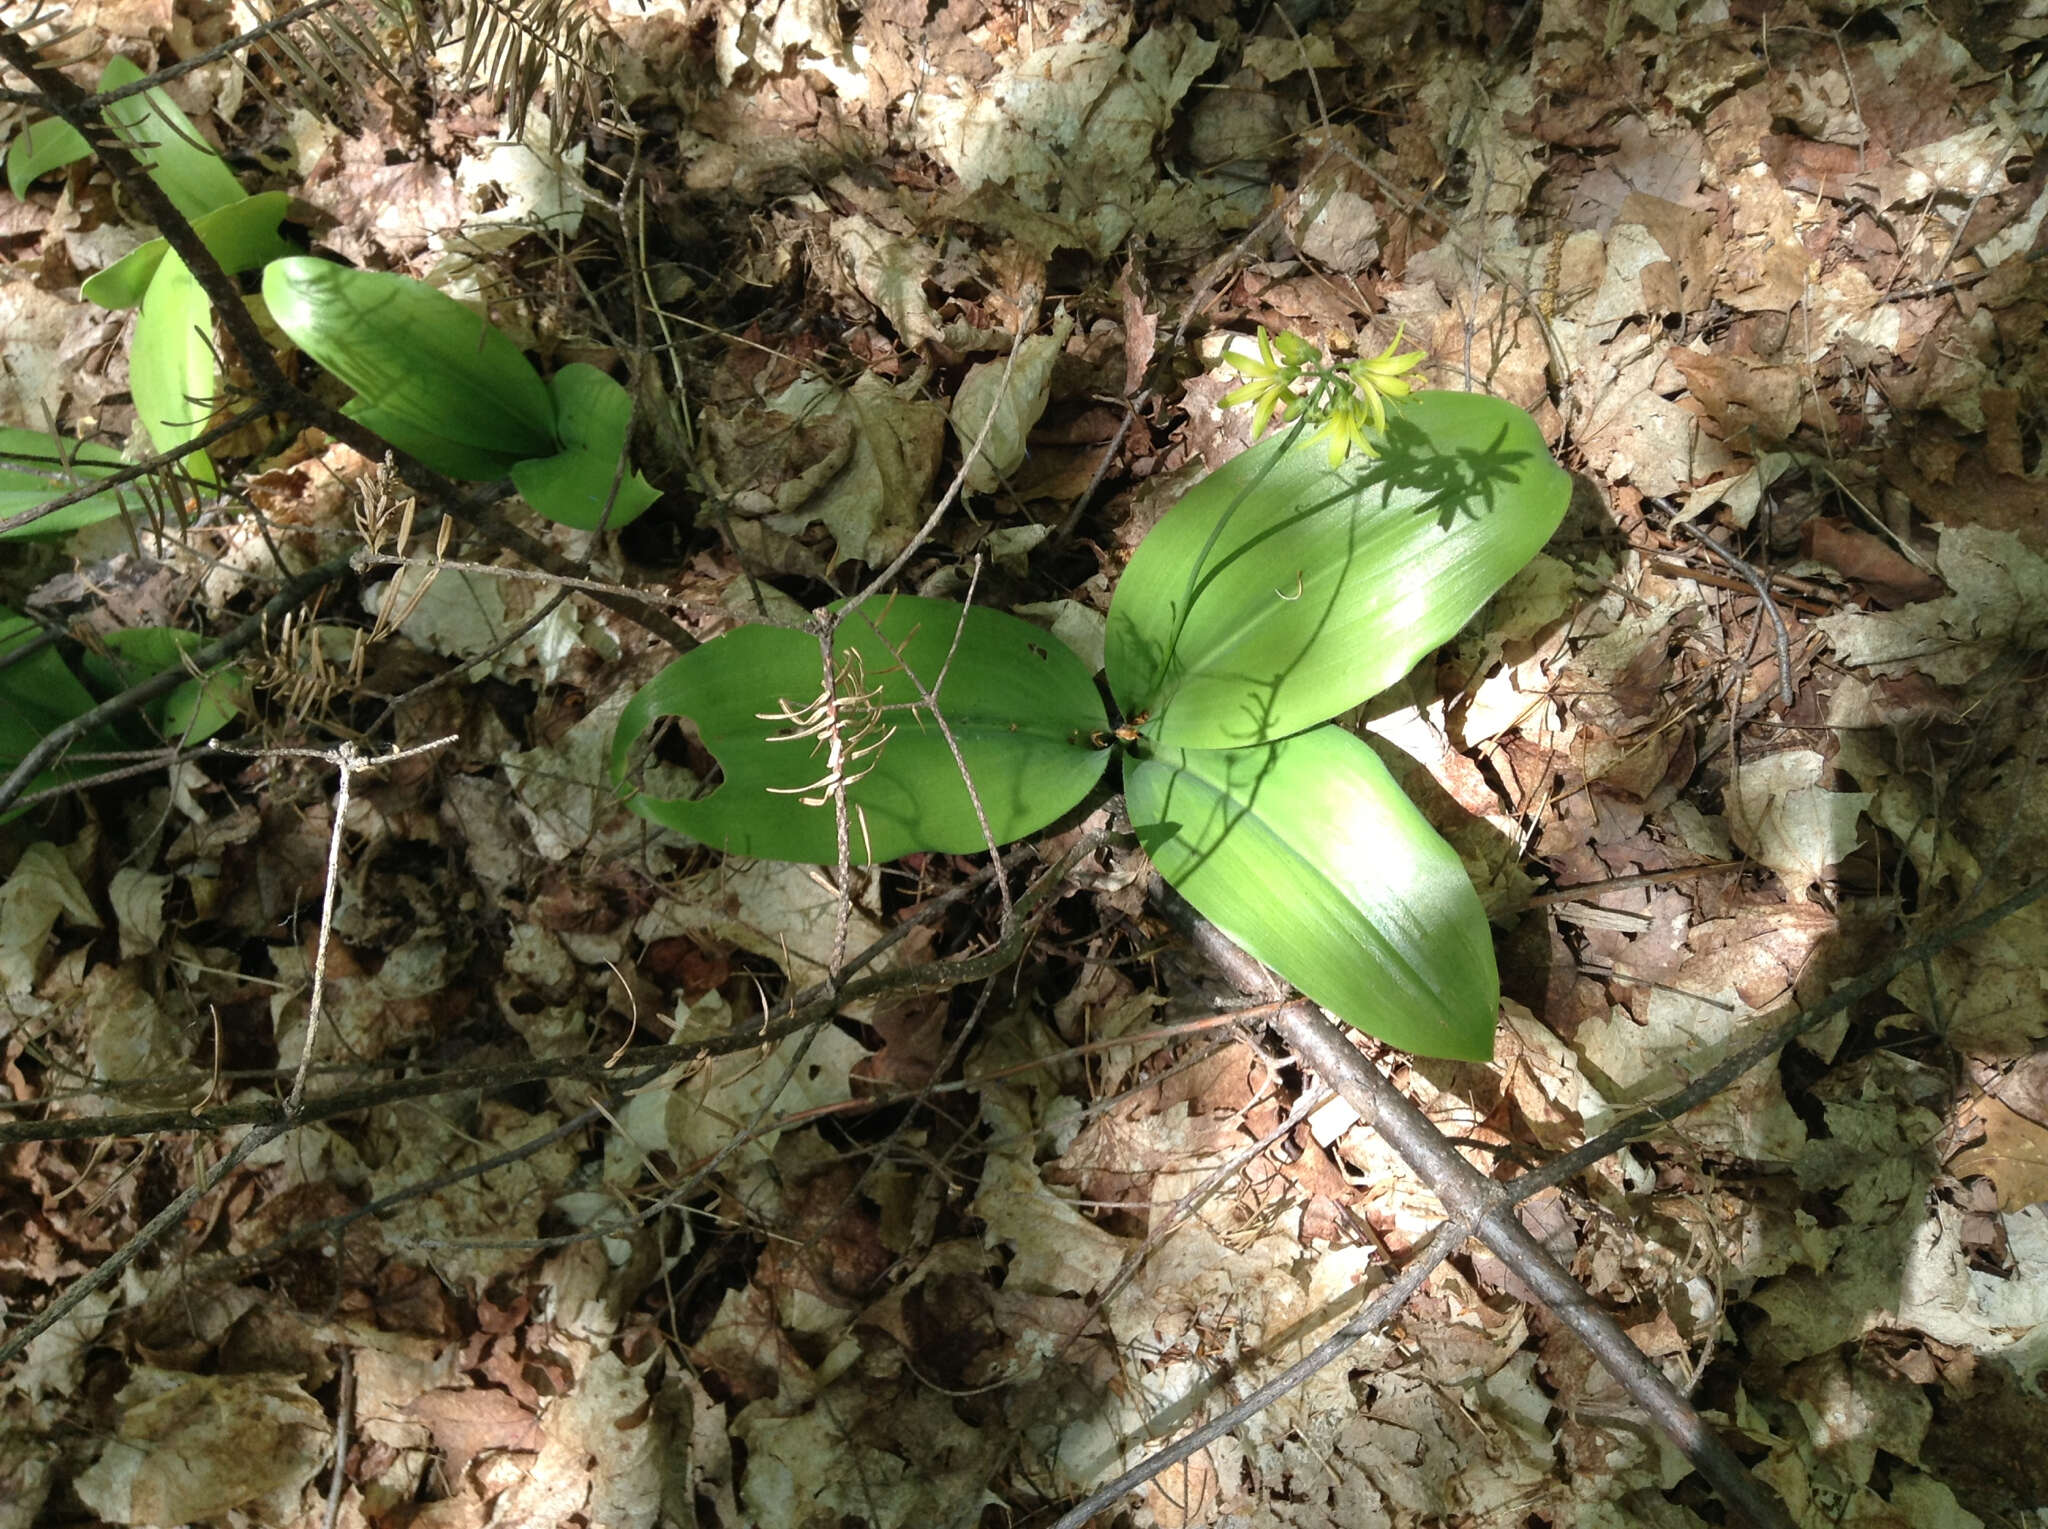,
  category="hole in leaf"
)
[649,714,723,794]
